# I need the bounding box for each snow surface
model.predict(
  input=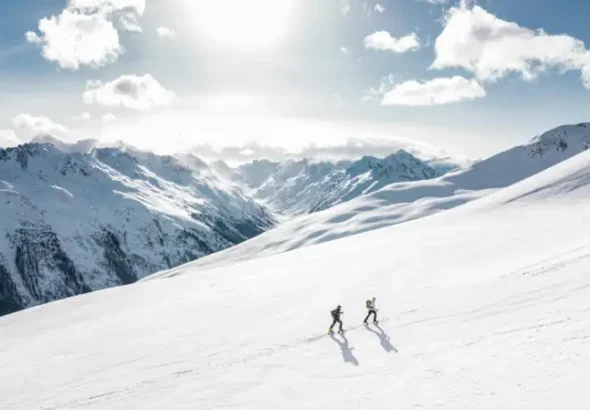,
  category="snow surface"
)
[2,147,590,409]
